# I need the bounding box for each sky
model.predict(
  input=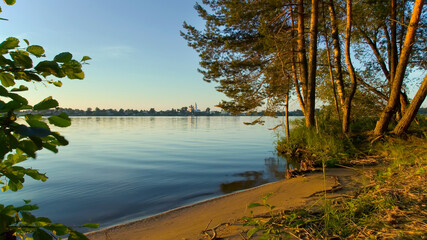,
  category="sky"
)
[0,0,225,111]
[0,1,425,111]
